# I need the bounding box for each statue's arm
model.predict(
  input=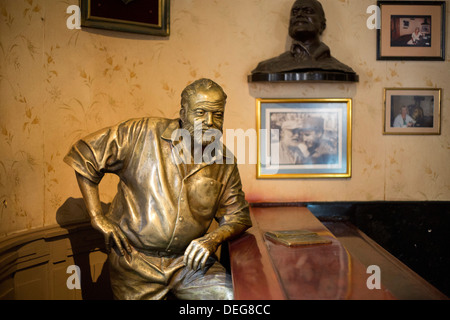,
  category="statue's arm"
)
[76,172,131,256]
[184,165,251,271]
